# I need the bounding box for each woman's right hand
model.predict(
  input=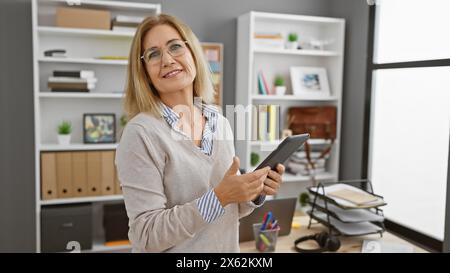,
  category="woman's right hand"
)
[214,156,270,207]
